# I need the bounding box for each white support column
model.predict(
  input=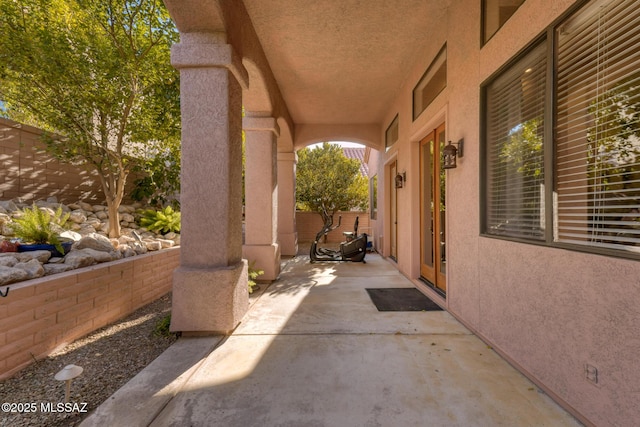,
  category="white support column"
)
[242,116,281,281]
[170,33,249,335]
[277,152,298,256]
